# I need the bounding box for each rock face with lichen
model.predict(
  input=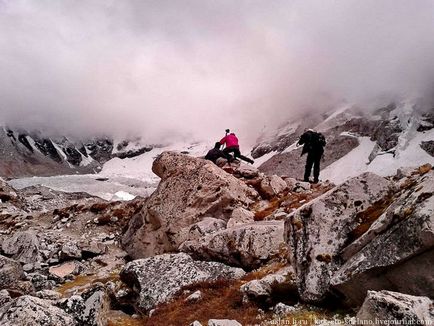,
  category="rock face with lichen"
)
[122,152,258,259]
[285,166,434,306]
[120,253,245,311]
[180,221,285,269]
[0,295,75,326]
[285,172,396,303]
[357,290,434,324]
[331,169,434,304]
